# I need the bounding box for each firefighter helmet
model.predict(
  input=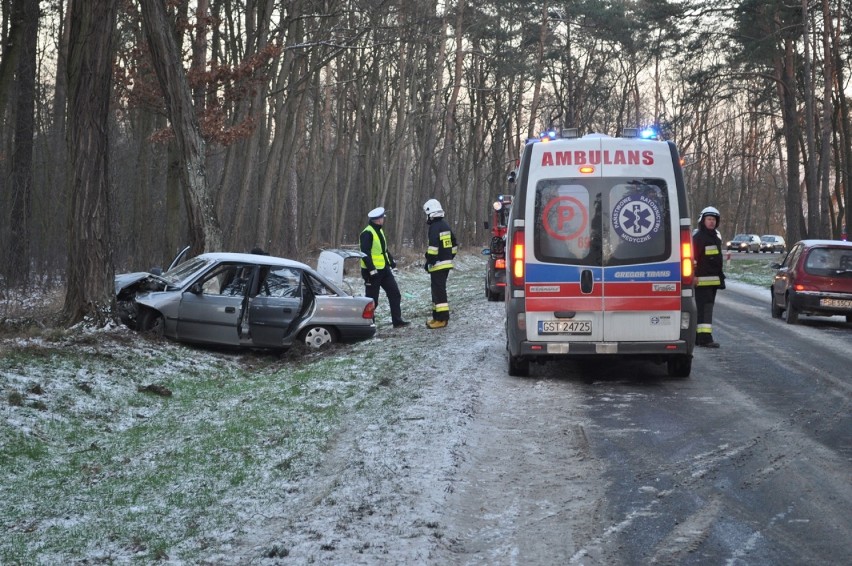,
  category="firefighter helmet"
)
[423,199,444,219]
[699,206,720,224]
